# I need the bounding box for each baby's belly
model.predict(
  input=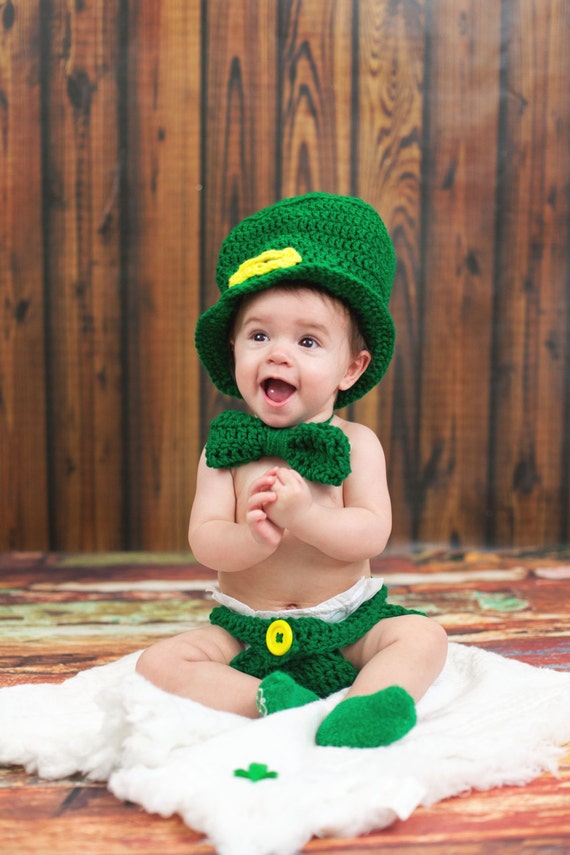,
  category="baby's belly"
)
[217,547,370,612]
[228,458,360,609]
